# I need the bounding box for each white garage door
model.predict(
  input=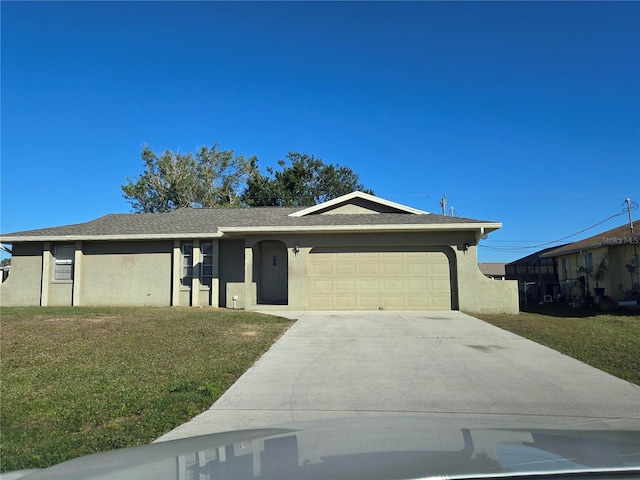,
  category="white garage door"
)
[308,247,452,310]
